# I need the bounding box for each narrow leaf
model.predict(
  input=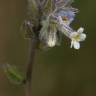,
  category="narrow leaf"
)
[3,64,24,84]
